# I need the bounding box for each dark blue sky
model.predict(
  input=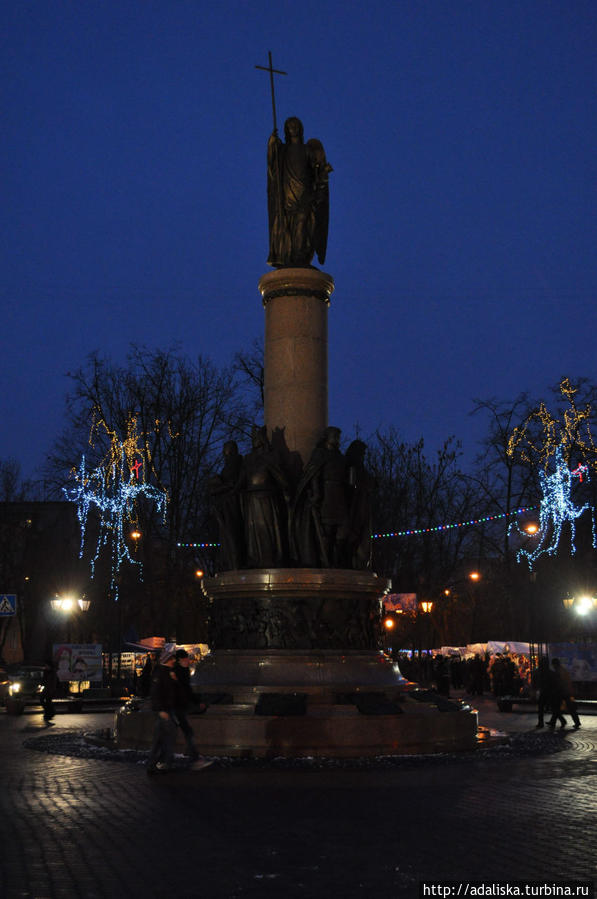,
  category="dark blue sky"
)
[3,1,596,479]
